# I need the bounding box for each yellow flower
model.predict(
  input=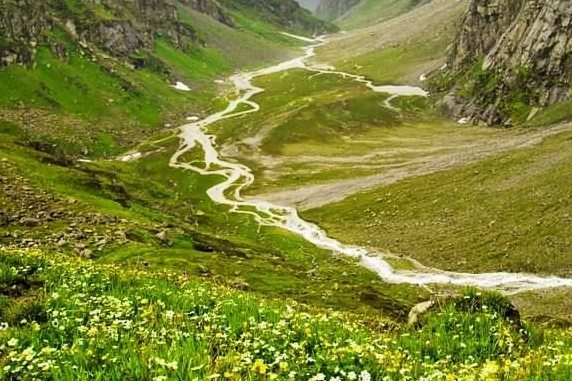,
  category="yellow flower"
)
[251,359,267,375]
[481,360,500,379]
[279,362,289,371]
